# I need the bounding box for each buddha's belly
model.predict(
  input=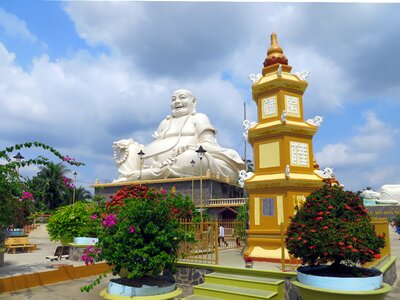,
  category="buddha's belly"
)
[144,136,197,166]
